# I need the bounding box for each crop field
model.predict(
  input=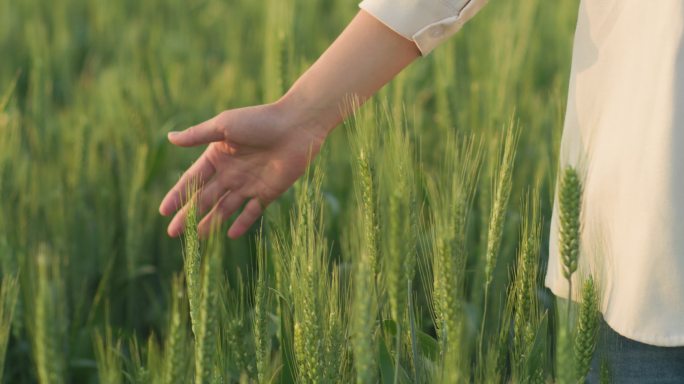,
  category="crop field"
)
[0,0,599,383]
